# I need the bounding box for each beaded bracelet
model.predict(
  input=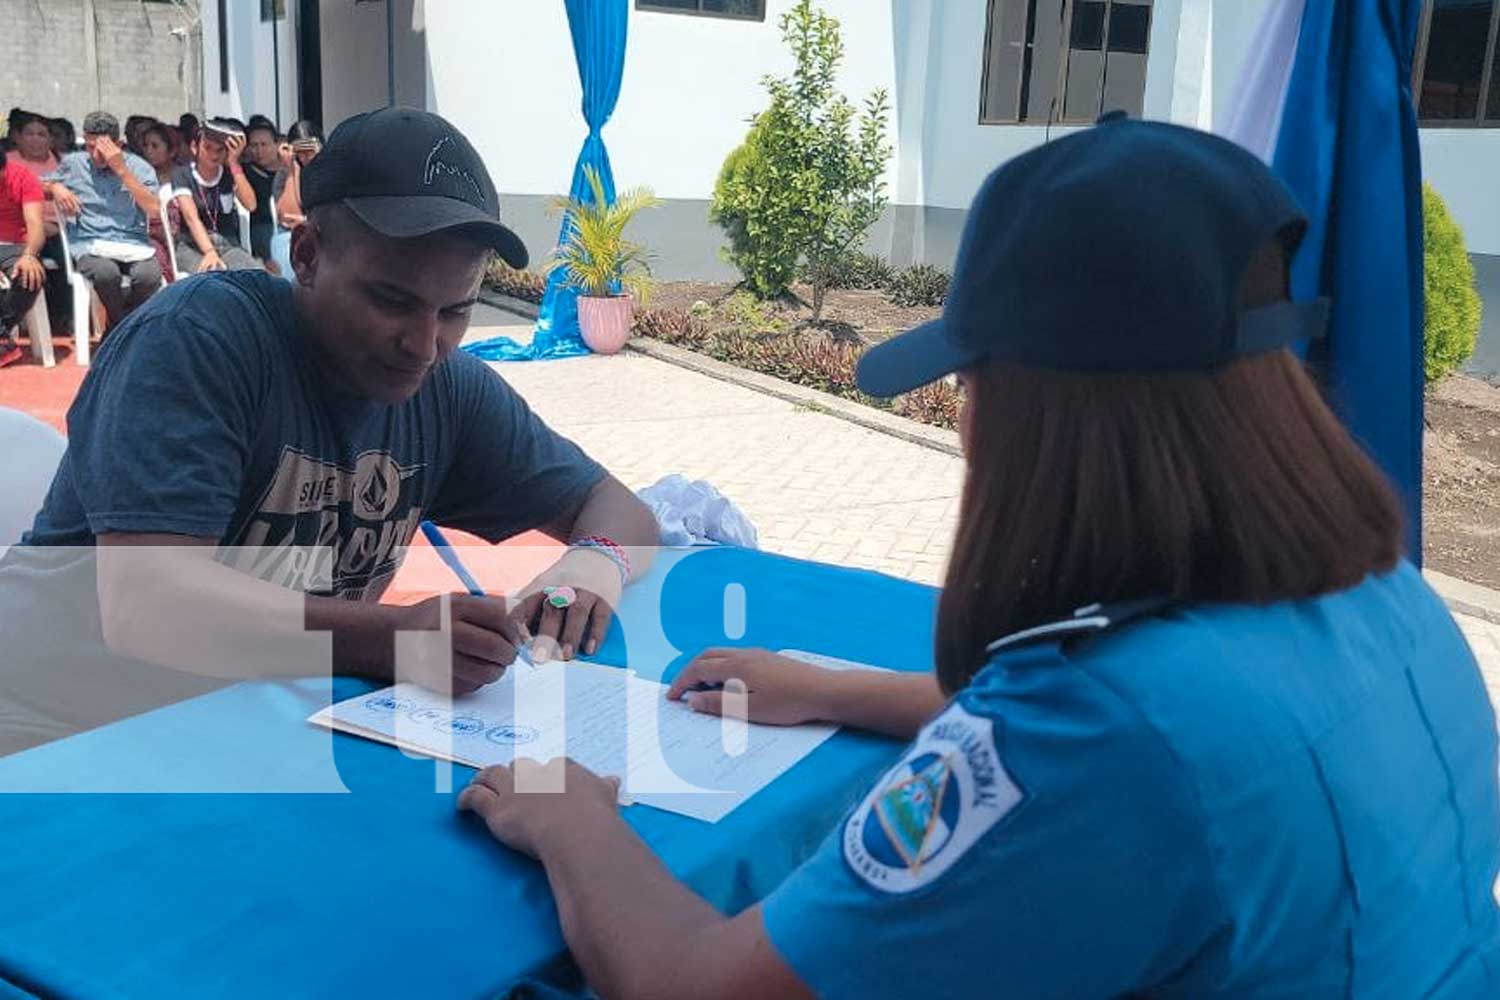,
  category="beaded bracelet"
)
[572,534,631,585]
